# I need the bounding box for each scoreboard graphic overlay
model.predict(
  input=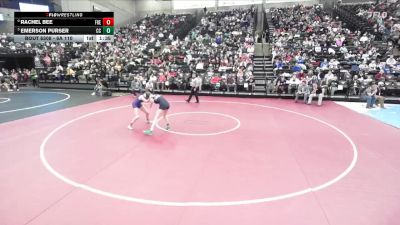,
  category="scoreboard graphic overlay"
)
[14,12,114,43]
